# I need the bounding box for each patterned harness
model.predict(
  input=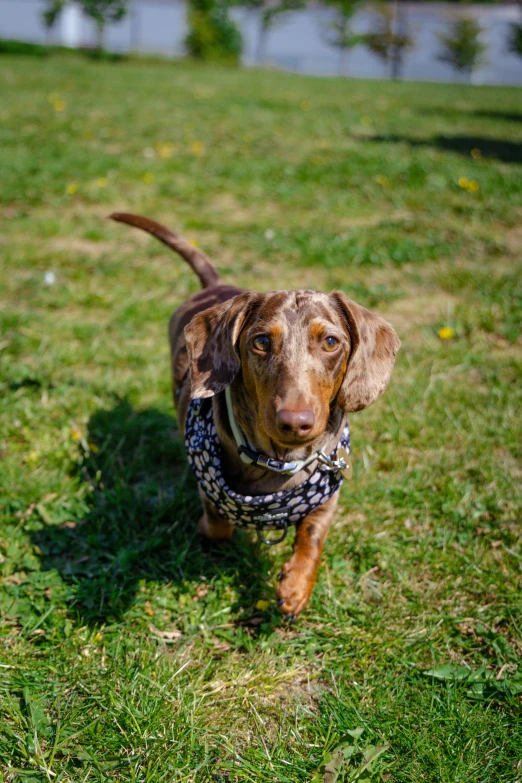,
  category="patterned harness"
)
[185,398,350,543]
